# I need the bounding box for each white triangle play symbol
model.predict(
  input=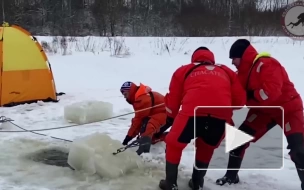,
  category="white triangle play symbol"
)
[225,124,254,153]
